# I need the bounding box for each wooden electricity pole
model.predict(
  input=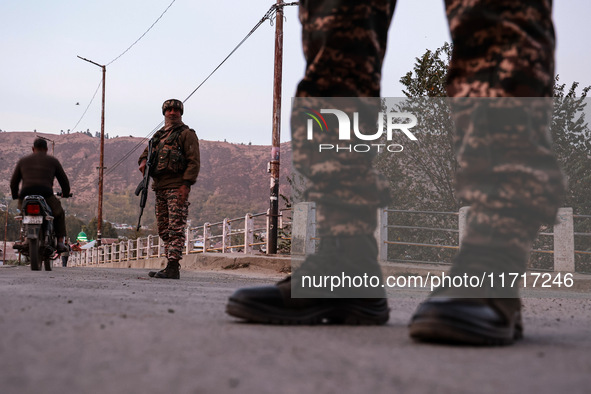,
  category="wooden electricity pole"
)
[268,0,284,254]
[3,203,7,264]
[77,56,106,247]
